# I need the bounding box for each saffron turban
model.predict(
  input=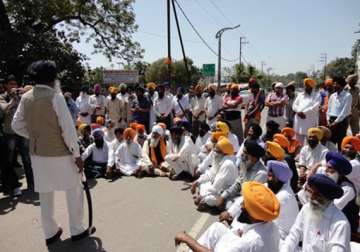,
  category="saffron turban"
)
[242,182,280,222]
[216,137,234,156]
[231,83,239,90]
[341,136,360,152]
[146,82,157,90]
[108,86,119,94]
[130,123,138,130]
[124,128,136,140]
[216,121,229,135]
[266,141,285,161]
[281,127,295,139]
[318,126,332,139]
[324,79,333,87]
[273,133,290,150]
[136,124,145,133]
[308,174,343,200]
[211,131,227,142]
[267,160,292,183]
[92,128,104,138]
[75,119,82,128]
[325,151,352,176]
[307,127,323,140]
[79,123,88,131]
[303,78,316,88]
[96,116,105,126]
